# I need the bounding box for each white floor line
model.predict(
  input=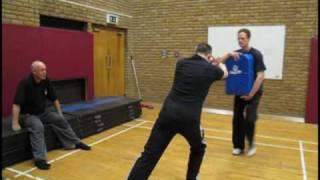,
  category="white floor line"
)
[202,107,305,123]
[136,118,317,145]
[206,135,316,153]
[122,124,318,153]
[148,104,305,123]
[6,167,44,180]
[13,120,146,178]
[299,141,308,180]
[89,121,146,146]
[203,127,317,145]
